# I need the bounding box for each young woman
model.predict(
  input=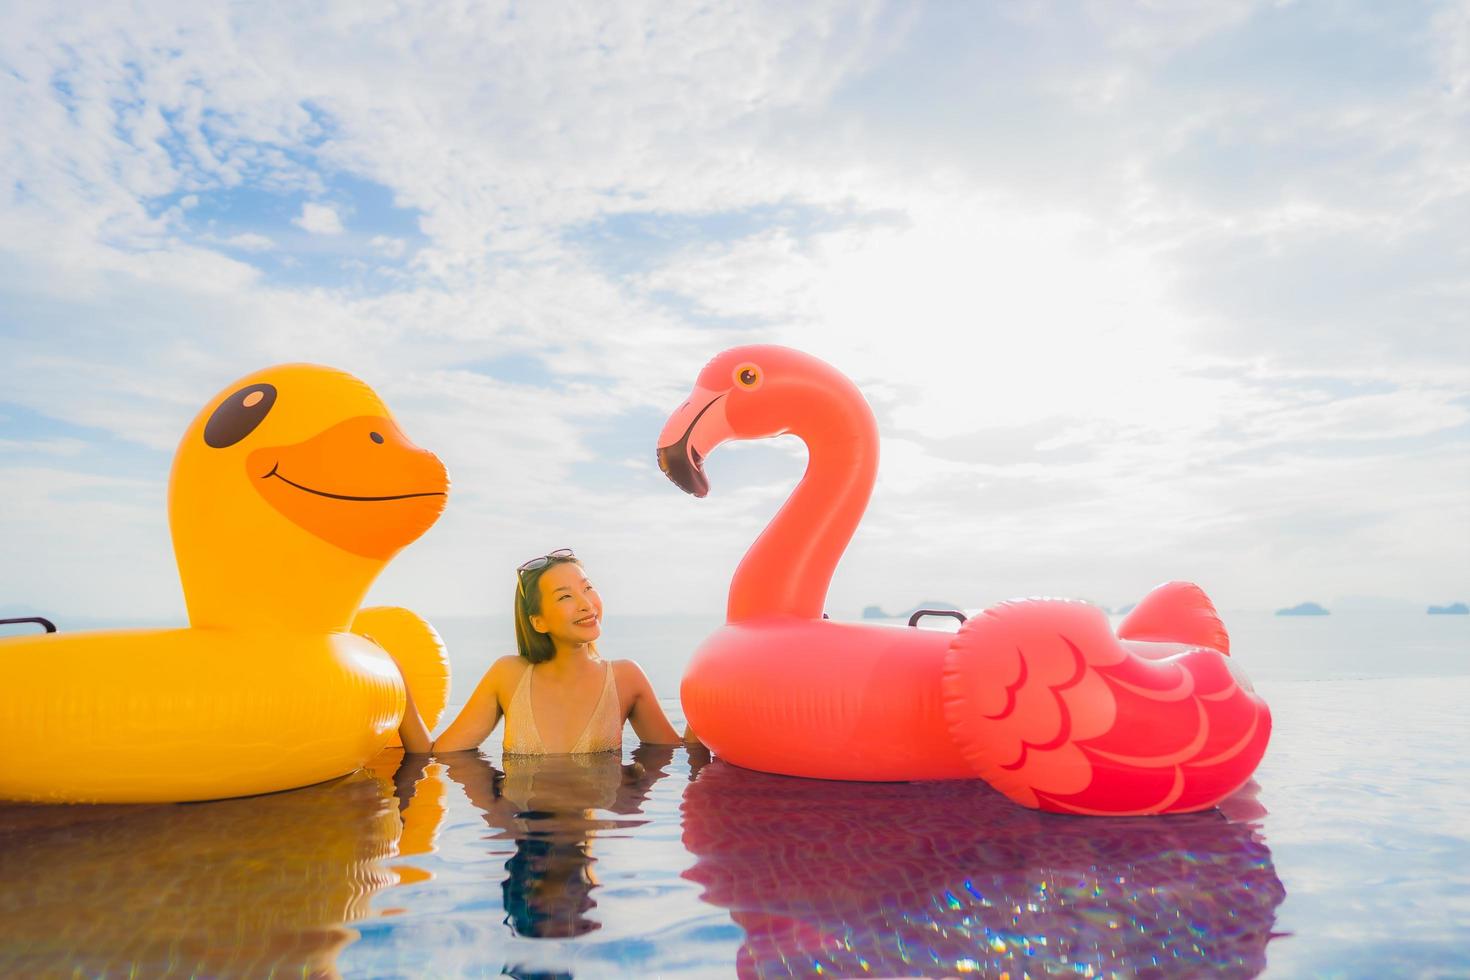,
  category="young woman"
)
[398,549,692,754]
